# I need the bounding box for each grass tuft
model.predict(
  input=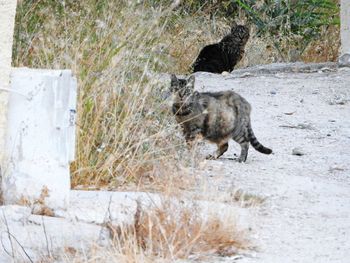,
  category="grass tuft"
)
[59,199,249,262]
